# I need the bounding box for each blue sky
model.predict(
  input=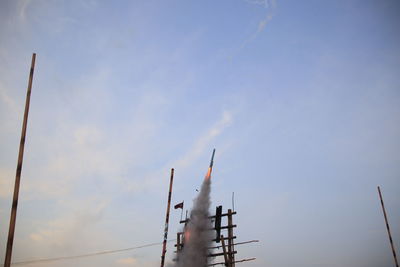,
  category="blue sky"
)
[0,0,399,266]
